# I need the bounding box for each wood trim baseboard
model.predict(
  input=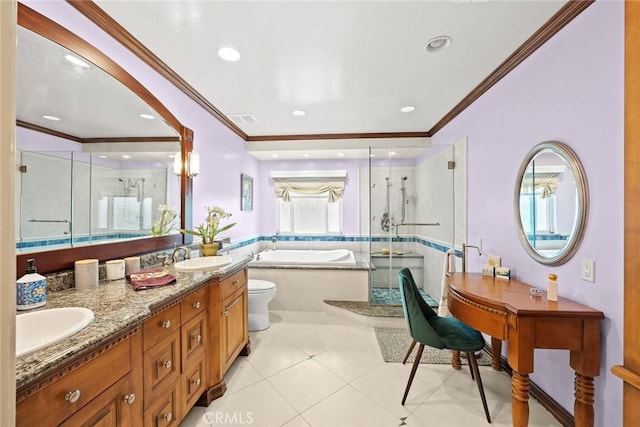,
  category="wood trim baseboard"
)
[68,0,592,142]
